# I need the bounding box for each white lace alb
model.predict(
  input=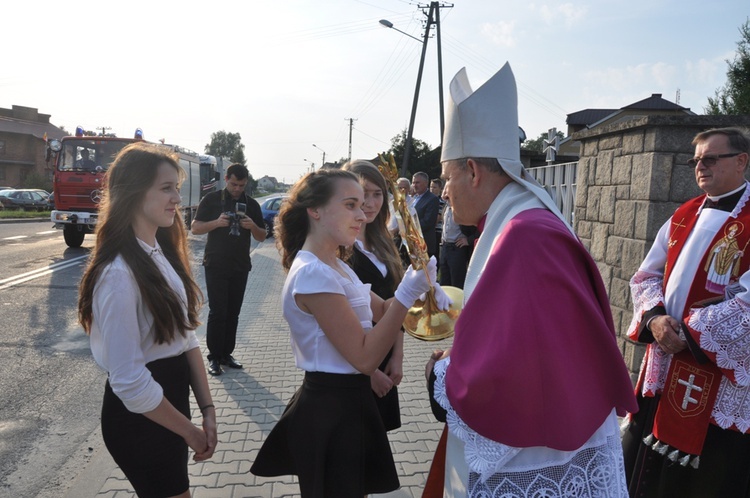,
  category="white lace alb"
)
[433,358,628,497]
